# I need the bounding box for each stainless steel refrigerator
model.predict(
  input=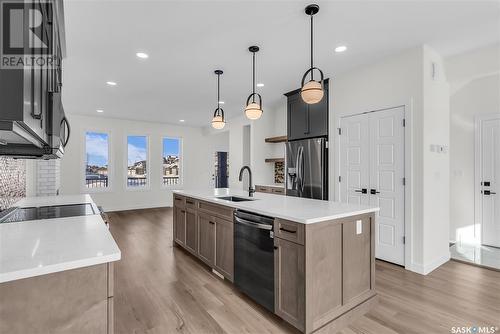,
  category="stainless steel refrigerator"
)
[286,137,328,200]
